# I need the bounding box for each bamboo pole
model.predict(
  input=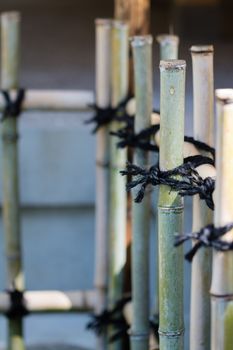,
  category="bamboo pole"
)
[156,35,179,60]
[130,35,153,350]
[108,20,129,350]
[158,60,186,350]
[190,45,214,350]
[0,90,94,111]
[114,0,150,35]
[1,11,25,350]
[210,89,233,350]
[0,290,96,313]
[94,18,113,350]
